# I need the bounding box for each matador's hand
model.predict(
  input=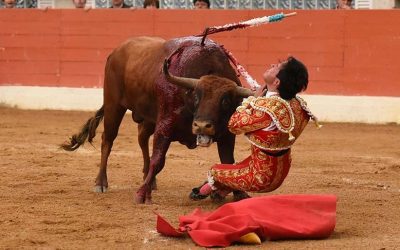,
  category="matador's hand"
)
[254,83,267,97]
